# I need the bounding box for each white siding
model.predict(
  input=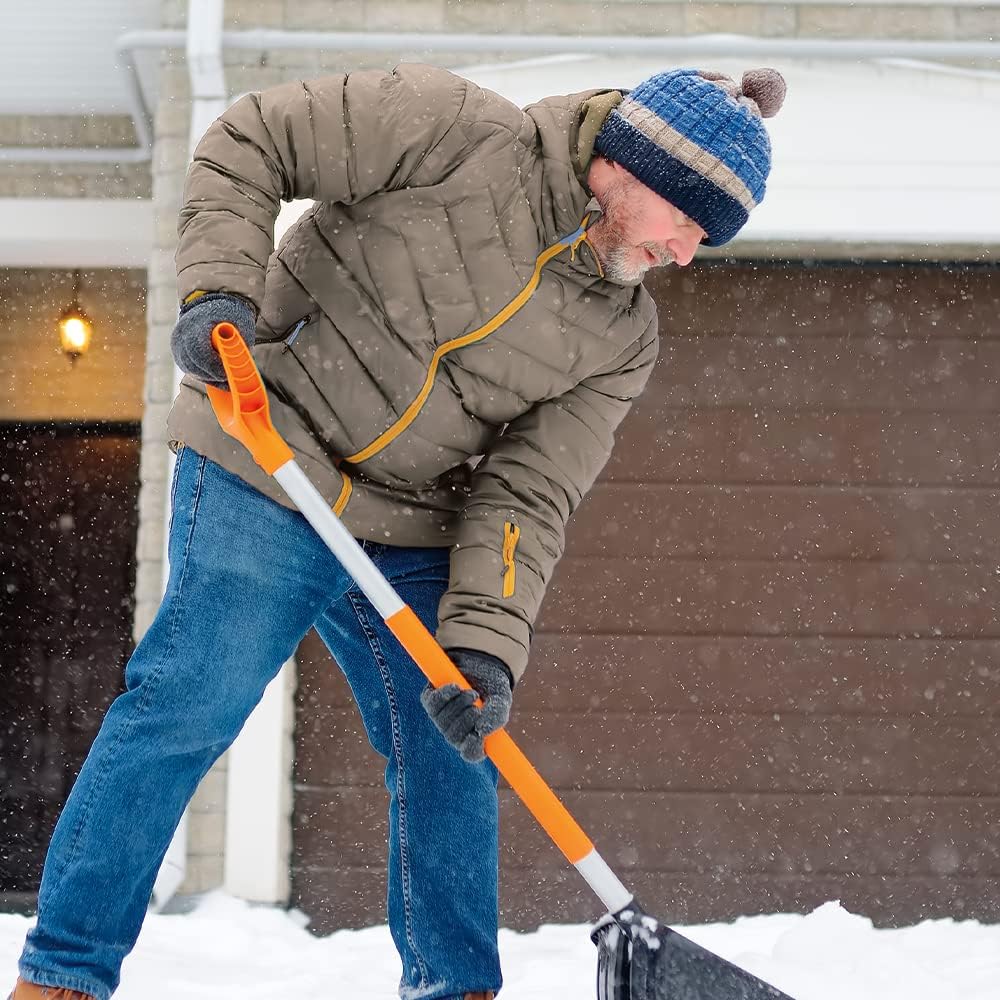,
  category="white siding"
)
[458,54,1000,250]
[0,0,161,114]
